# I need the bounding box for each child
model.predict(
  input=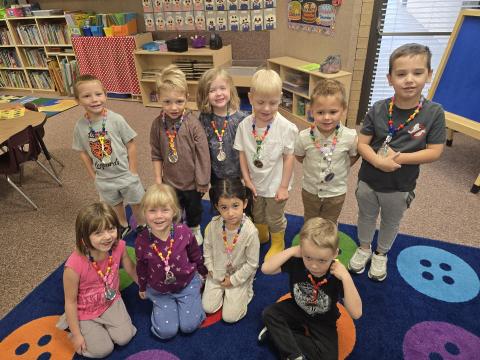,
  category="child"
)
[72,74,145,238]
[202,178,260,323]
[135,183,208,339]
[150,65,211,245]
[233,69,298,259]
[348,43,446,281]
[59,202,137,358]
[294,79,358,224]
[197,67,247,186]
[260,218,362,360]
